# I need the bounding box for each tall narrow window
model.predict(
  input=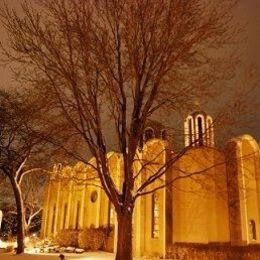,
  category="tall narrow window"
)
[107,202,115,237]
[197,117,203,146]
[109,205,114,224]
[75,201,81,230]
[249,219,257,240]
[144,128,154,142]
[207,118,214,147]
[51,204,56,234]
[188,118,193,145]
[138,137,144,150]
[161,129,167,140]
[63,203,68,230]
[151,193,160,238]
[207,118,210,145]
